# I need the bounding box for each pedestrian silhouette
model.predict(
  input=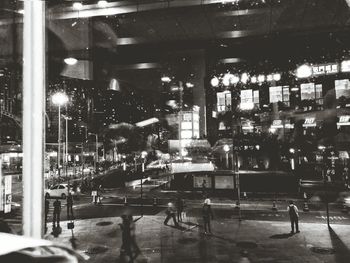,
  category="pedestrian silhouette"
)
[119,215,136,262]
[164,202,179,227]
[67,193,74,219]
[287,200,300,234]
[176,197,184,222]
[202,180,207,197]
[202,198,214,235]
[45,197,50,233]
[128,215,141,259]
[53,198,61,227]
